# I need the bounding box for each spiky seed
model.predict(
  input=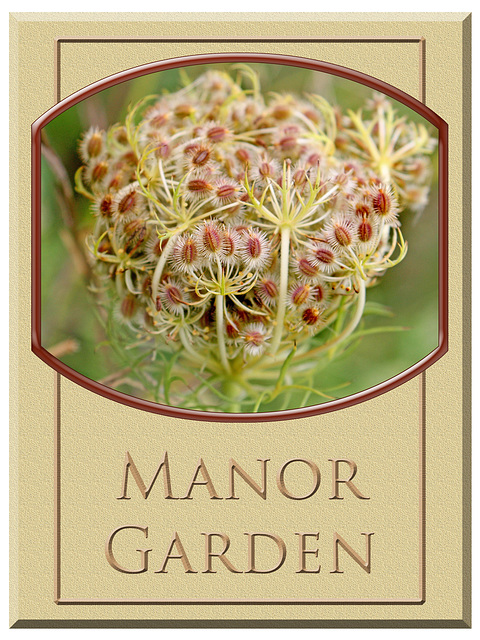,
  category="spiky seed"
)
[98,194,114,218]
[242,323,269,356]
[207,125,229,142]
[91,161,109,183]
[358,220,374,243]
[87,132,103,157]
[174,103,195,118]
[290,283,311,307]
[302,307,321,326]
[297,257,319,279]
[120,295,137,318]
